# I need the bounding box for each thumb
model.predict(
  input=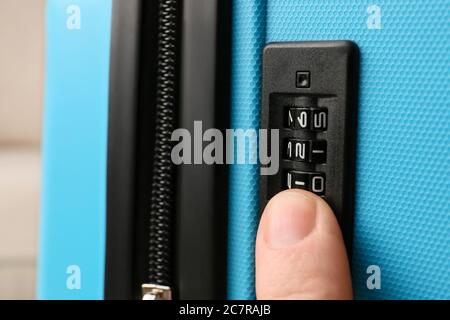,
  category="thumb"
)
[256,189,353,300]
